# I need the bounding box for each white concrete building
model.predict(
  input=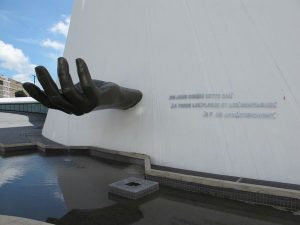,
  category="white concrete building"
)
[43,0,300,186]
